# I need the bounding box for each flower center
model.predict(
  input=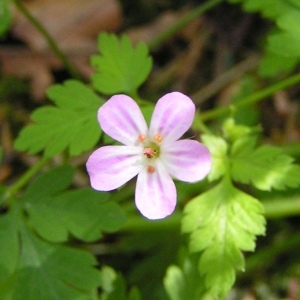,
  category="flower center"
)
[138,134,163,173]
[143,142,160,158]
